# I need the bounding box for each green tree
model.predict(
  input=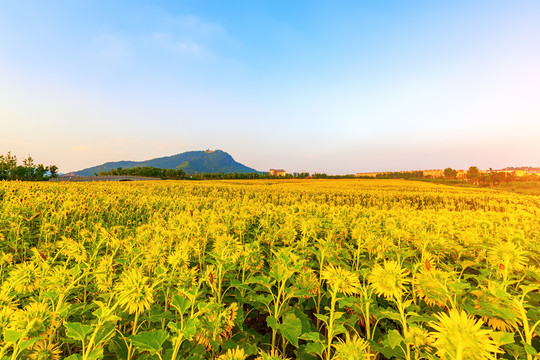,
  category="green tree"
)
[443,168,458,179]
[466,166,480,182]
